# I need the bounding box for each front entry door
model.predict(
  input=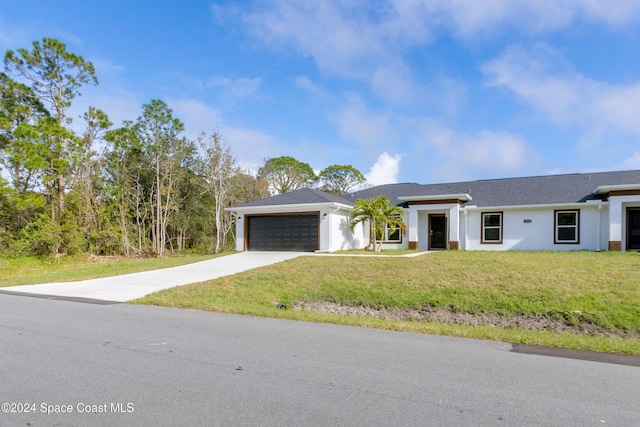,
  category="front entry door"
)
[429,215,447,250]
[628,208,640,250]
